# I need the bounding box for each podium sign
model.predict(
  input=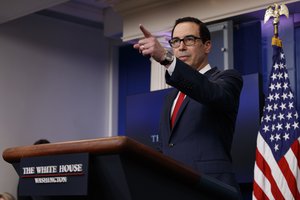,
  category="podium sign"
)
[19,153,89,196]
